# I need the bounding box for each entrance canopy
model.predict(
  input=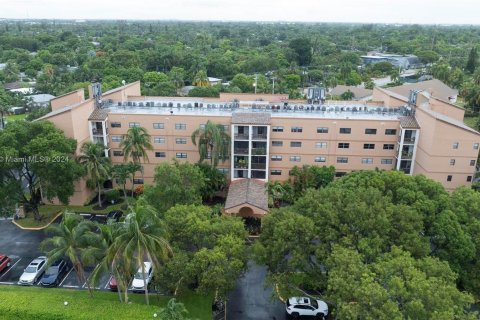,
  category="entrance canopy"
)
[224,179,269,218]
